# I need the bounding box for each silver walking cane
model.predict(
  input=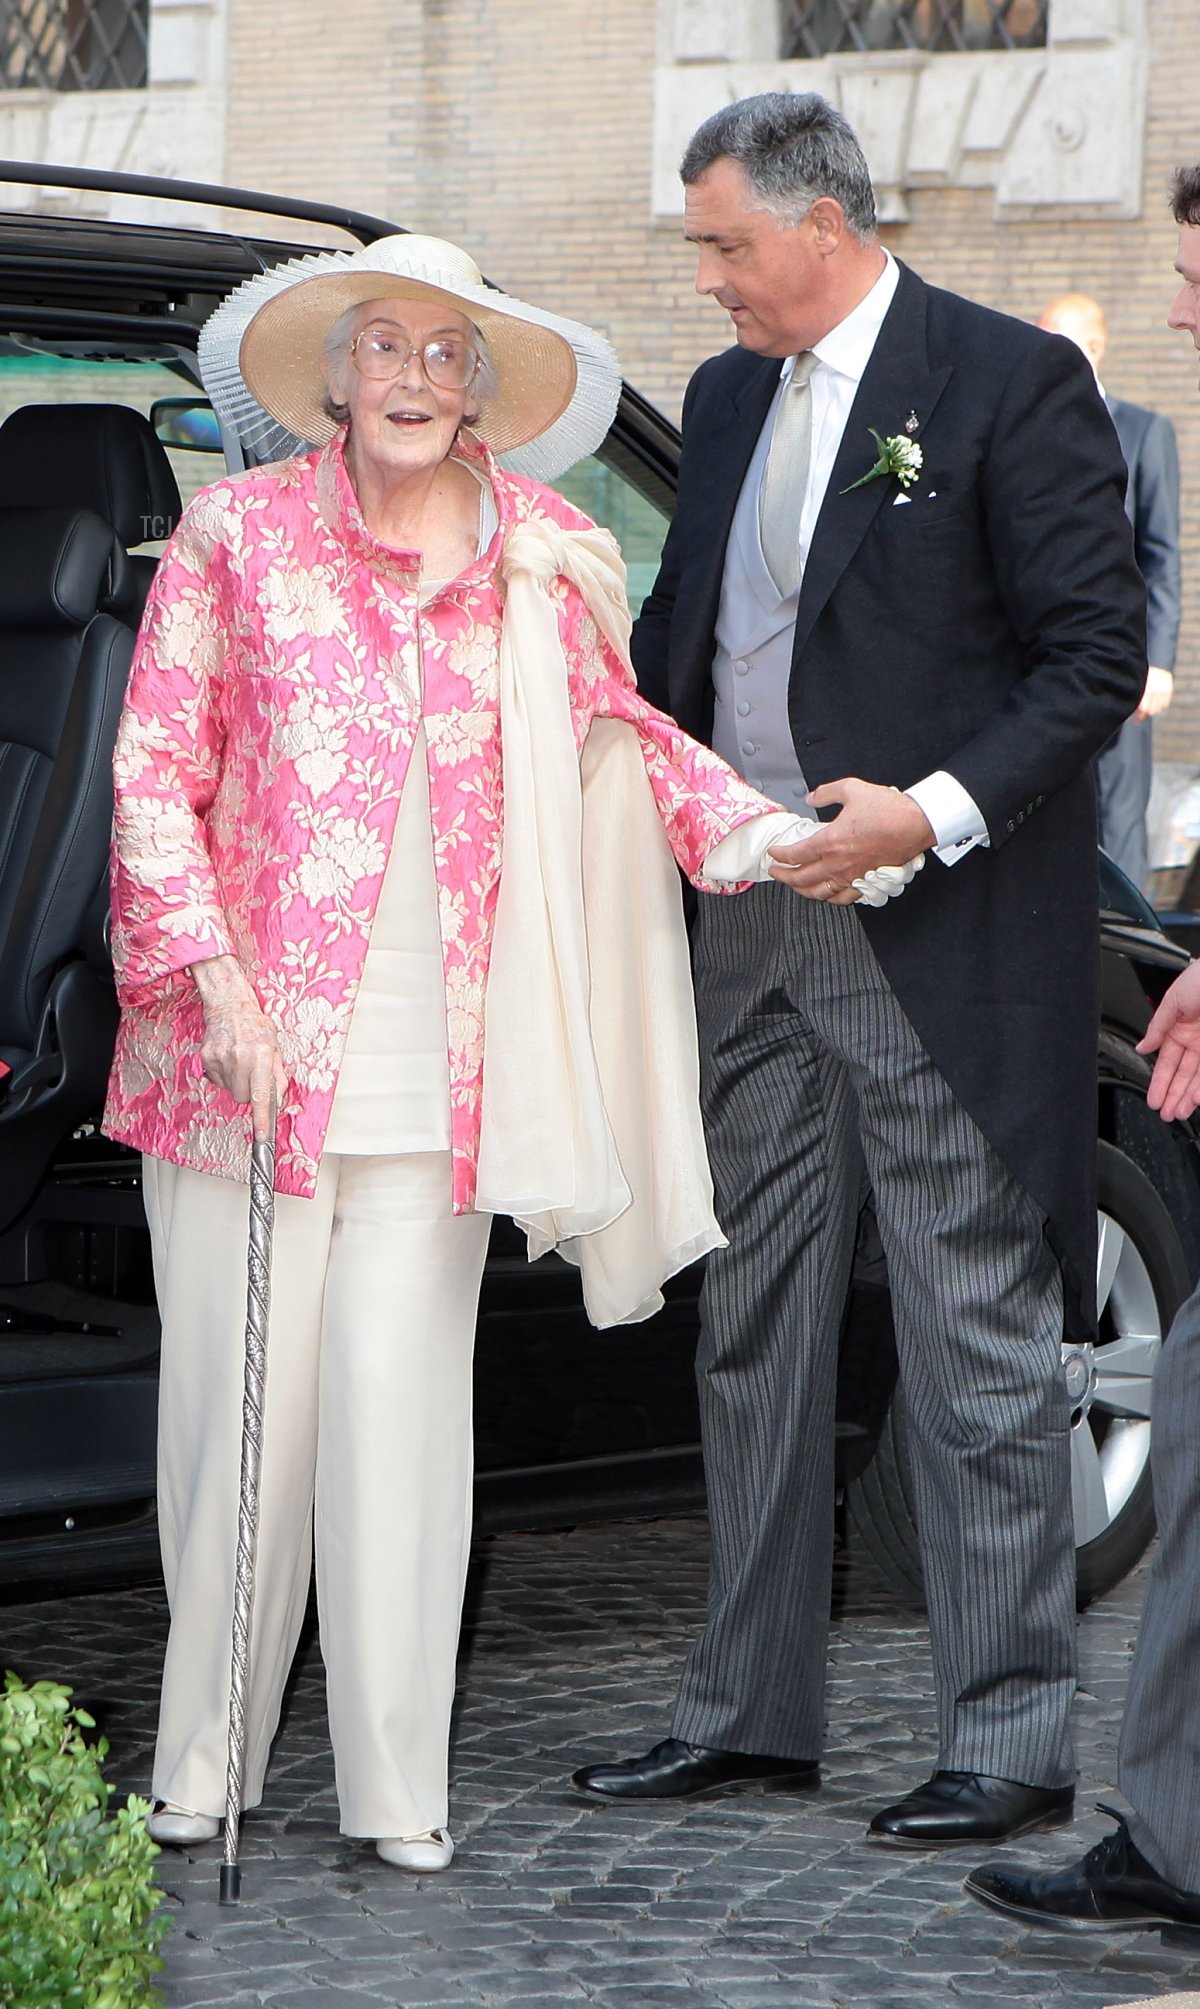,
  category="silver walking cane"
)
[219,1089,277,1905]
